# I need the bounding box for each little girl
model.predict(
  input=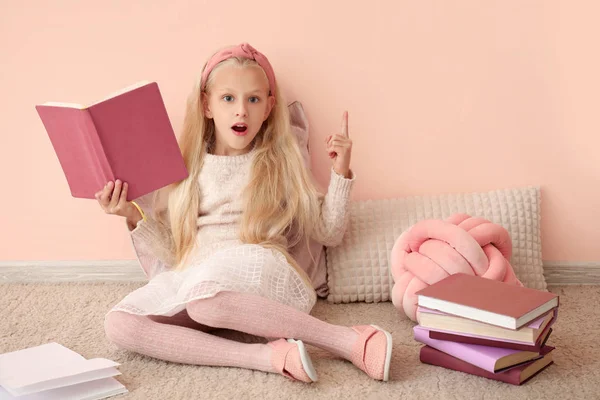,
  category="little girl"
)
[99,43,393,382]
